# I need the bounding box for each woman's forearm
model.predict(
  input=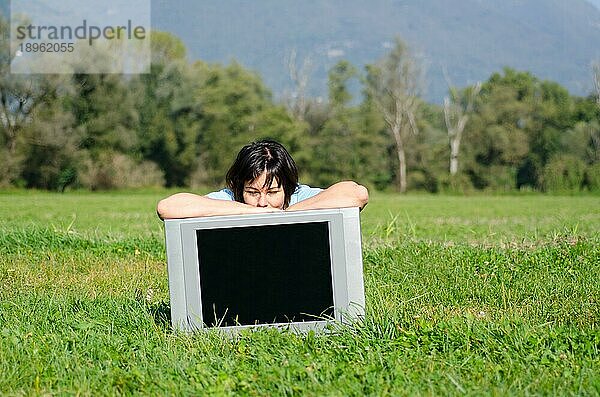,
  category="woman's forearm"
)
[286,181,369,212]
[157,193,279,219]
[157,181,369,219]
